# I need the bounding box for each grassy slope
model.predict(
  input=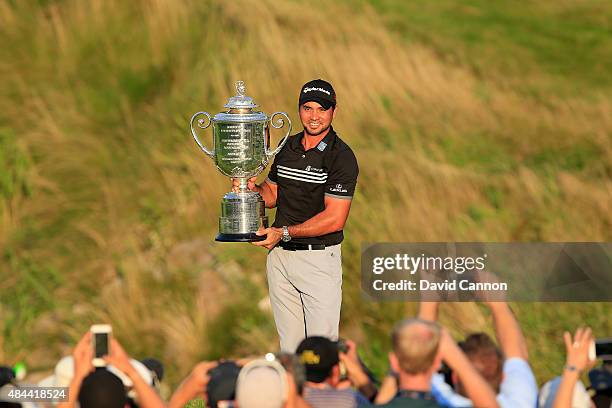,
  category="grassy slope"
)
[361,0,612,96]
[0,0,611,391]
